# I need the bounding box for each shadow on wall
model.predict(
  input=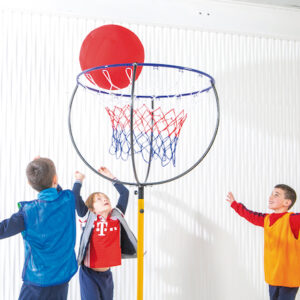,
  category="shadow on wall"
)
[148,190,264,300]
